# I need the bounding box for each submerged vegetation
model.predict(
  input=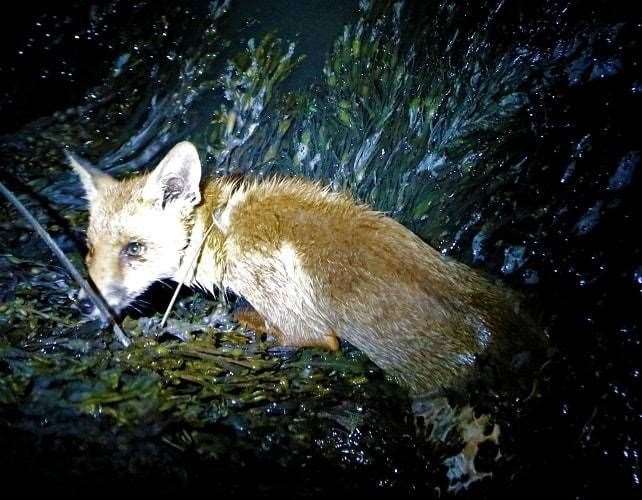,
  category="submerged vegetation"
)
[0,0,640,497]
